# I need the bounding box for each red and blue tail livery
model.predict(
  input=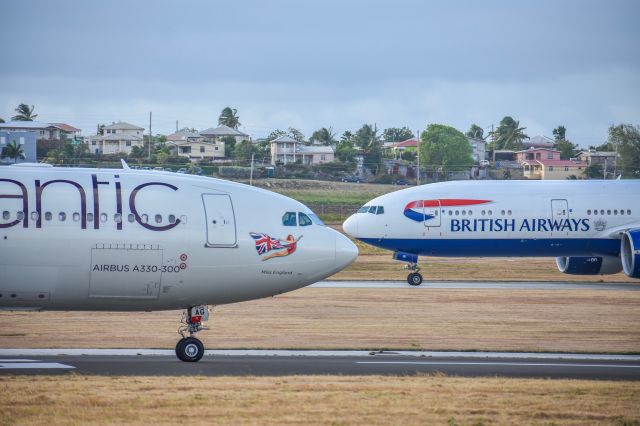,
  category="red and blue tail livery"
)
[403,199,492,222]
